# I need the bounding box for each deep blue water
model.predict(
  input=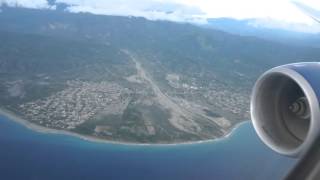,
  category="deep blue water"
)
[0,116,296,180]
